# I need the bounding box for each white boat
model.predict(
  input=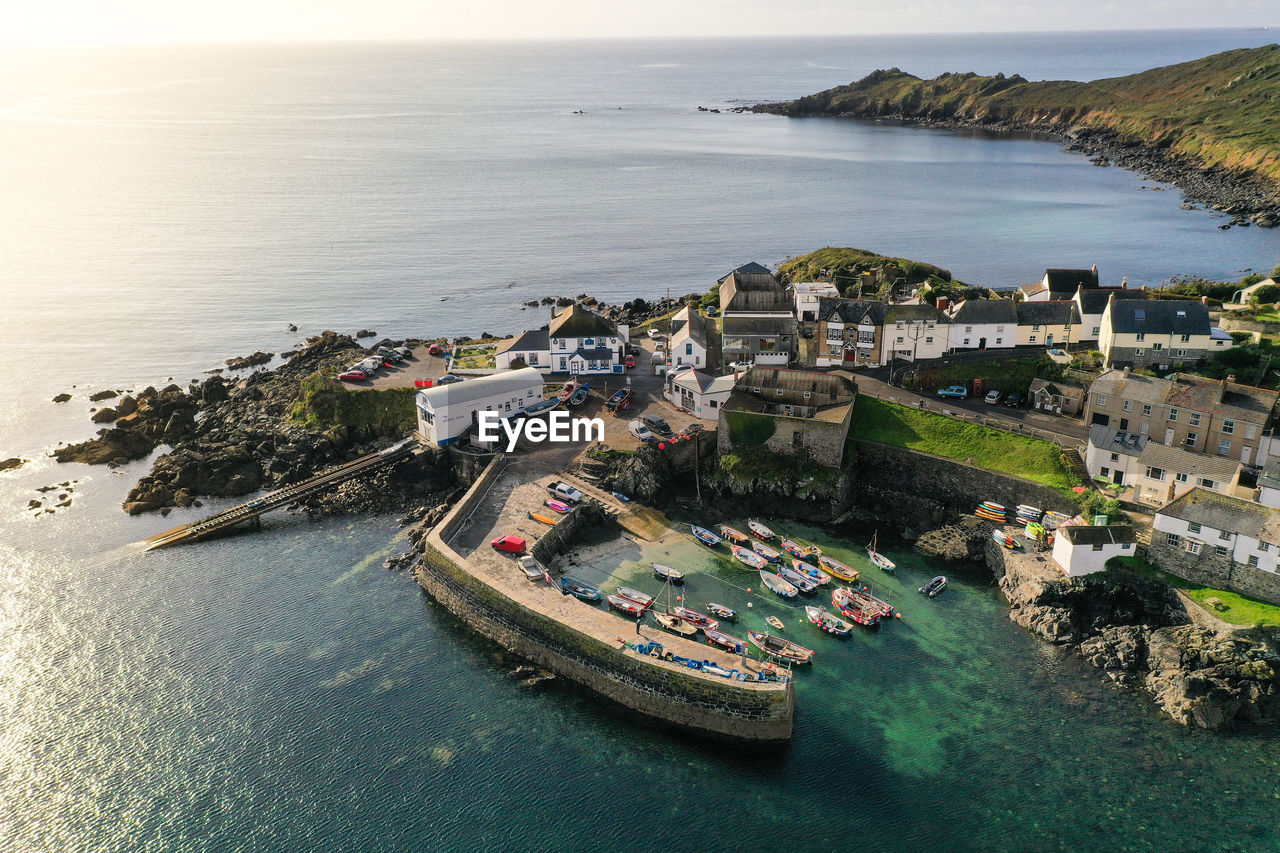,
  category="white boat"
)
[652,563,685,583]
[759,570,798,599]
[616,587,654,609]
[652,611,697,637]
[731,544,769,570]
[866,530,896,572]
[517,555,548,581]
[795,558,832,585]
[752,542,783,563]
[777,565,819,594]
[747,519,776,540]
